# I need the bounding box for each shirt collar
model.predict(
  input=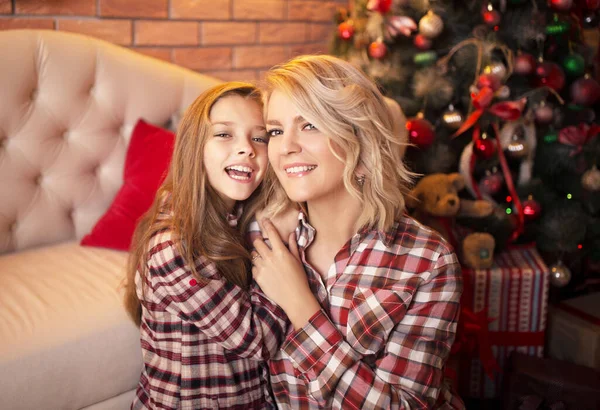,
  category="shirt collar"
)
[297,211,397,248]
[226,203,244,227]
